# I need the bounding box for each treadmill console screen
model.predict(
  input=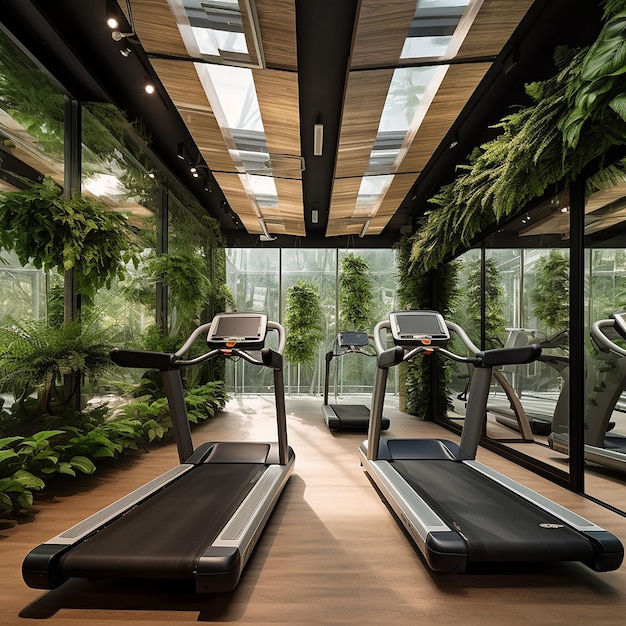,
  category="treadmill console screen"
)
[612,311,626,342]
[389,310,450,347]
[207,313,267,349]
[338,331,369,347]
